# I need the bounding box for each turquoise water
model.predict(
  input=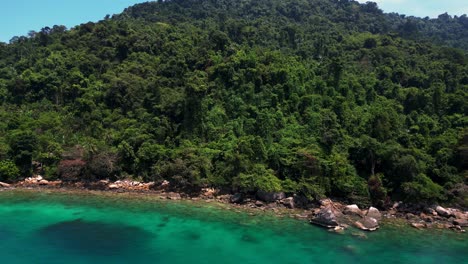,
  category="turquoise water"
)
[0,189,466,264]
